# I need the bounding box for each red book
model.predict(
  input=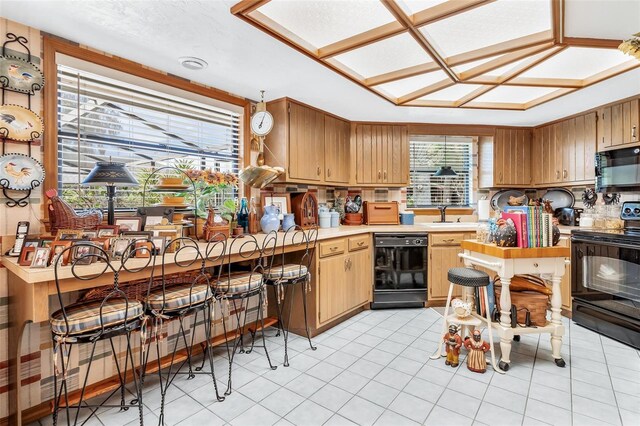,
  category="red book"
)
[501,212,529,248]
